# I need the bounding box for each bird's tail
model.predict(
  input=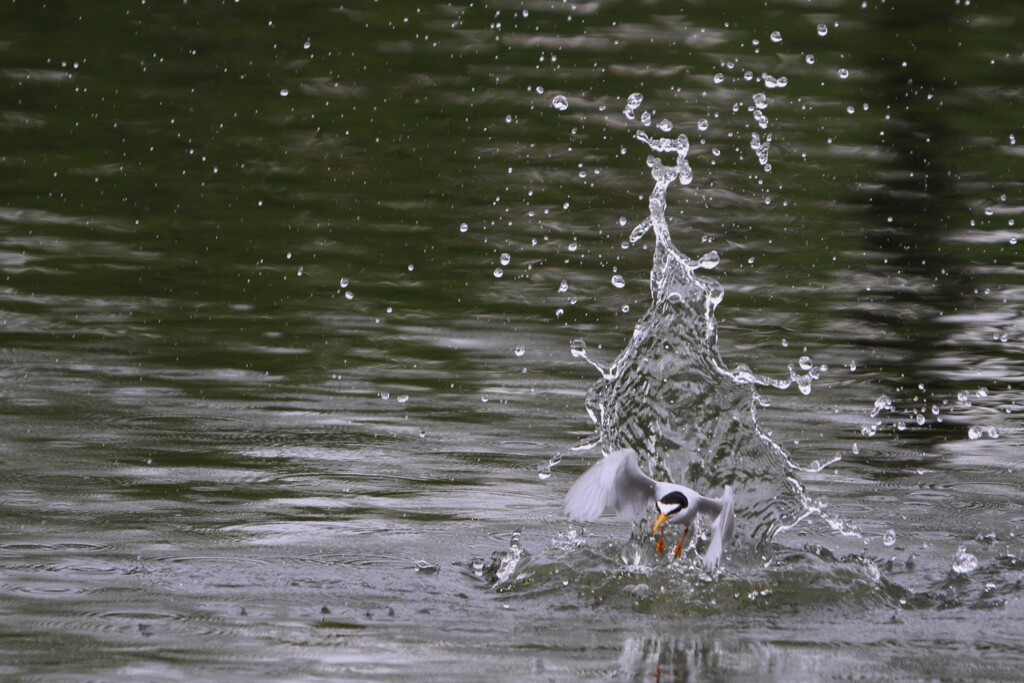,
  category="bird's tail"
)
[703,485,735,571]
